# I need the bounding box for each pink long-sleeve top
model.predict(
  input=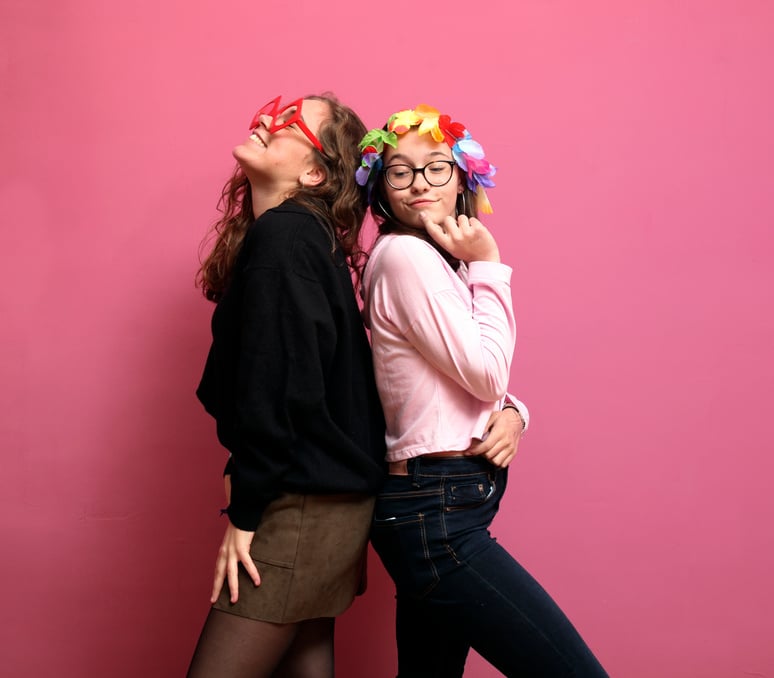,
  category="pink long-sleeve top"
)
[362,233,520,462]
